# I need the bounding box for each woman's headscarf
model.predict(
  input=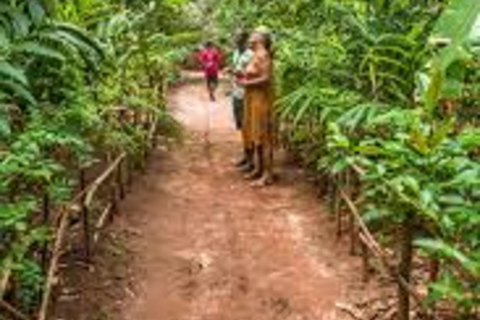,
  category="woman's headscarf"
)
[254,26,273,58]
